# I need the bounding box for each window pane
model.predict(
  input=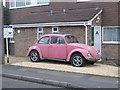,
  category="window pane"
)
[38,37,49,44]
[11,0,15,7]
[51,37,65,44]
[53,28,57,31]
[16,0,25,7]
[38,33,43,39]
[37,0,49,4]
[118,27,120,42]
[65,35,79,43]
[112,28,117,41]
[26,0,31,5]
[103,27,120,42]
[52,27,59,34]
